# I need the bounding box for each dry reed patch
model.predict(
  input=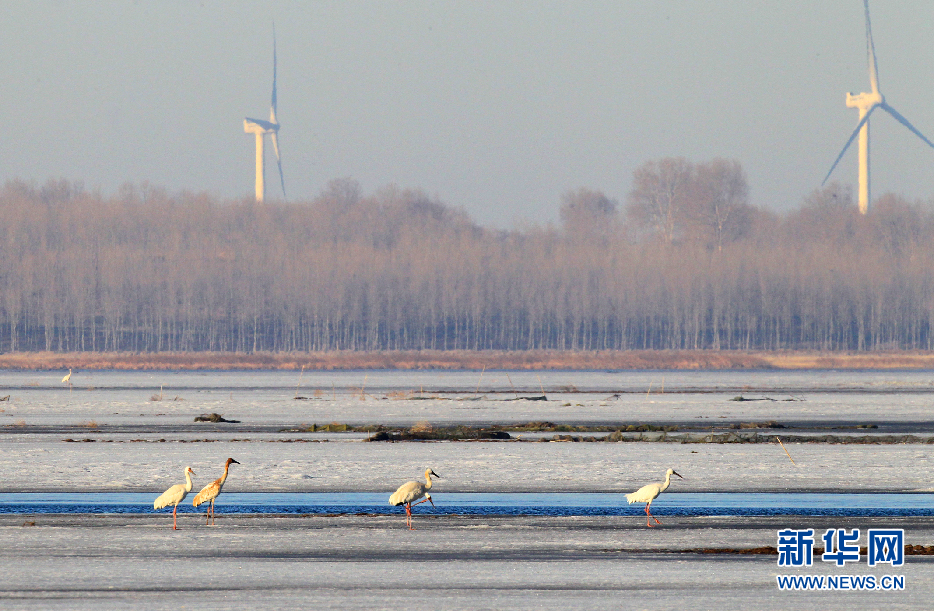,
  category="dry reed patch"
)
[410,421,433,433]
[3,349,934,371]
